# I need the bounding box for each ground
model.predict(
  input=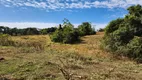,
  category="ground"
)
[0,32,142,80]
